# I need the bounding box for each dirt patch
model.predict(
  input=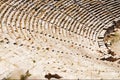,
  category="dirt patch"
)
[111,41,120,55]
[104,29,120,55]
